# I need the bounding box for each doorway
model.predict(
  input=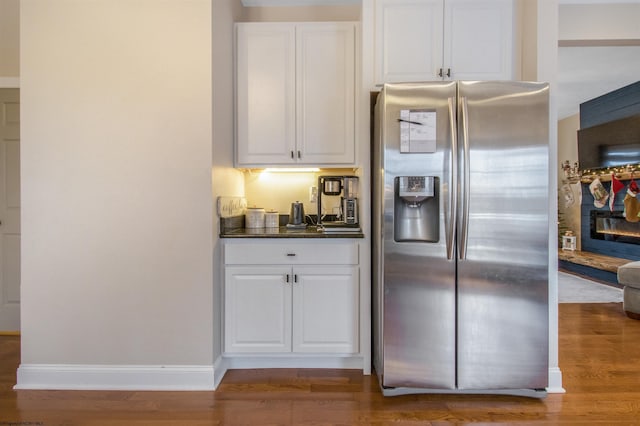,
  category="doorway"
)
[0,88,20,333]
